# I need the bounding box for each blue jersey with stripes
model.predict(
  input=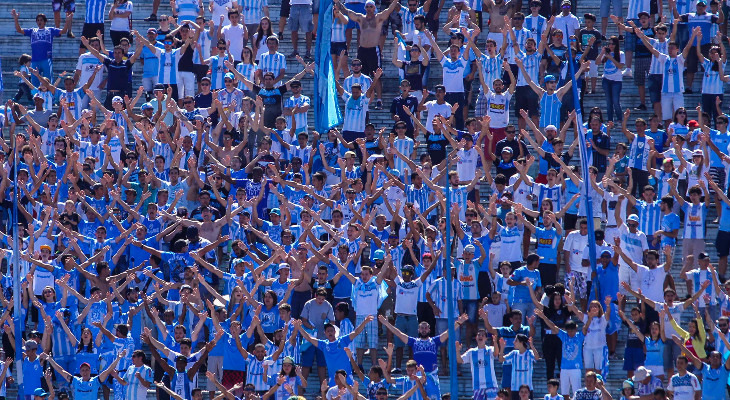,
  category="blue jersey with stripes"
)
[702,59,724,94]
[85,0,108,23]
[236,63,257,90]
[259,52,287,76]
[658,53,685,93]
[636,199,662,235]
[681,202,707,239]
[56,88,87,121]
[504,349,537,390]
[464,346,498,390]
[539,92,562,128]
[208,55,231,90]
[155,48,183,84]
[175,0,201,22]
